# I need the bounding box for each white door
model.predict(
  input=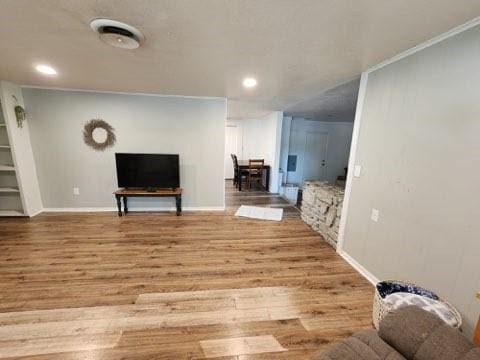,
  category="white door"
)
[302,131,329,181]
[225,125,240,179]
